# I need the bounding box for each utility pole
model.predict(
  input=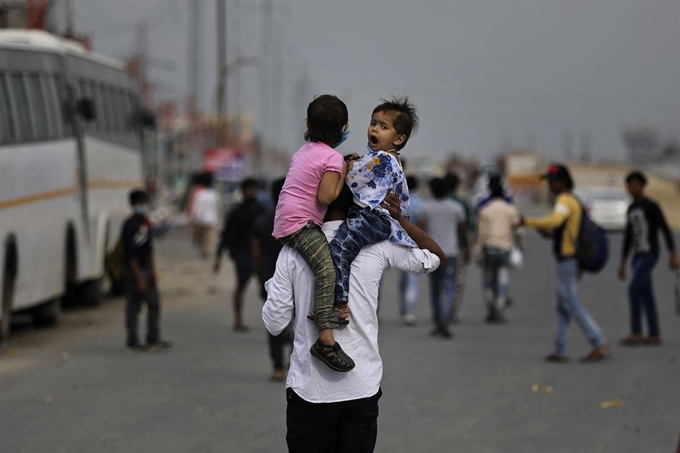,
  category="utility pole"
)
[187,0,201,111]
[216,0,227,146]
[64,0,74,36]
[232,0,243,145]
[257,0,272,177]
